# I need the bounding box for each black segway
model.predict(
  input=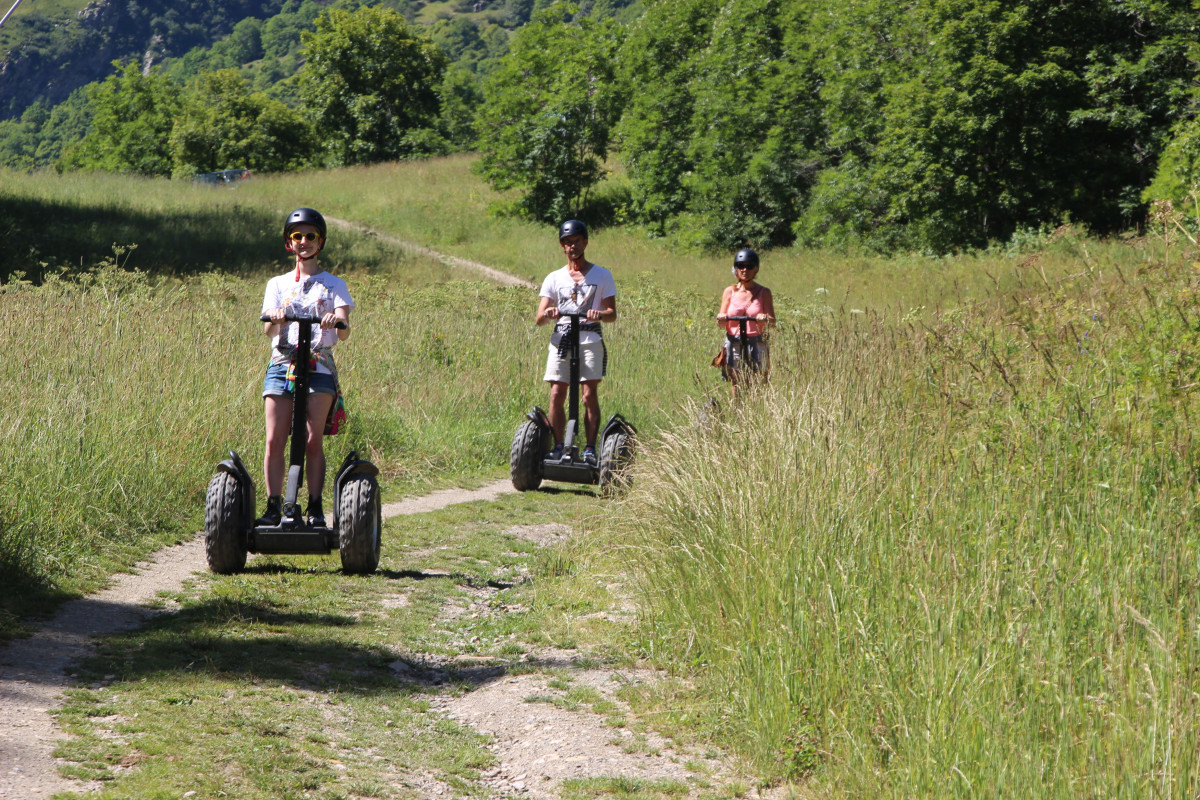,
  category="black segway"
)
[204,313,382,575]
[726,315,756,368]
[511,312,636,495]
